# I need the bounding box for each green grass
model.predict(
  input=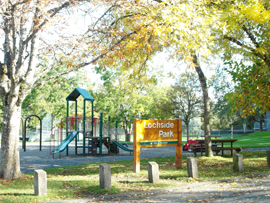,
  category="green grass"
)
[181,131,270,148]
[119,141,133,145]
[1,150,270,203]
[228,131,270,148]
